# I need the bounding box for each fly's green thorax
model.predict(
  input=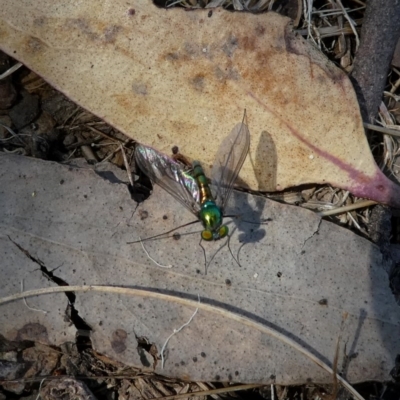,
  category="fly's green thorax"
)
[192,161,229,241]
